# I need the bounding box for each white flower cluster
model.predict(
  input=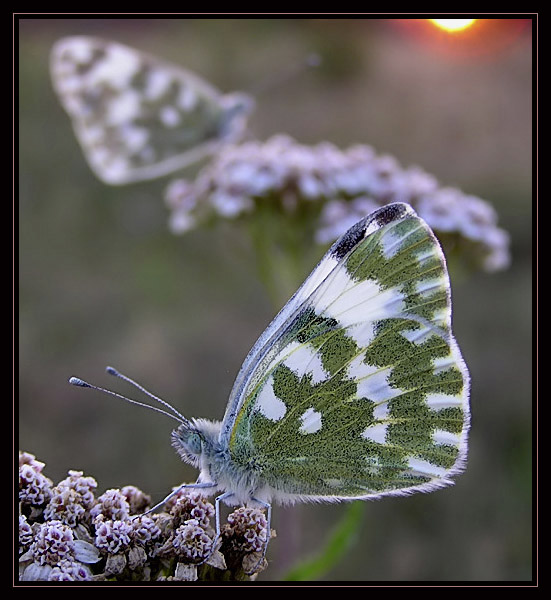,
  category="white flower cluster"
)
[165,134,510,272]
